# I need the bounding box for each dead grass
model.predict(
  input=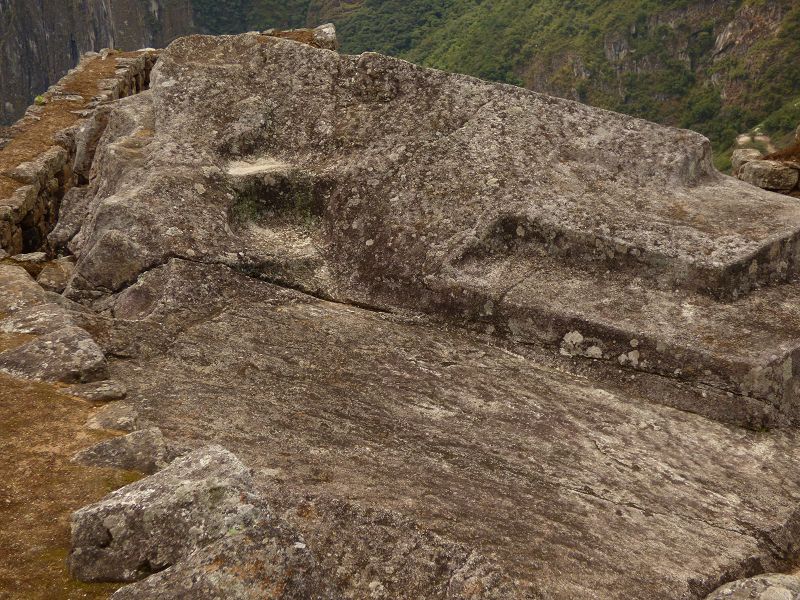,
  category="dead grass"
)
[0,337,142,599]
[0,51,144,201]
[764,142,800,163]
